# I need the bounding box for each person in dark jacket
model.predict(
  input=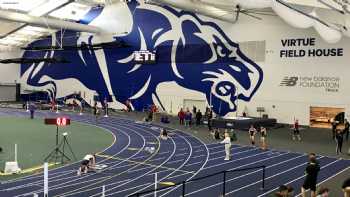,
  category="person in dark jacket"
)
[331,120,337,139]
[342,178,350,197]
[195,110,202,126]
[28,102,36,119]
[335,129,344,155]
[301,153,320,197]
[344,119,349,141]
